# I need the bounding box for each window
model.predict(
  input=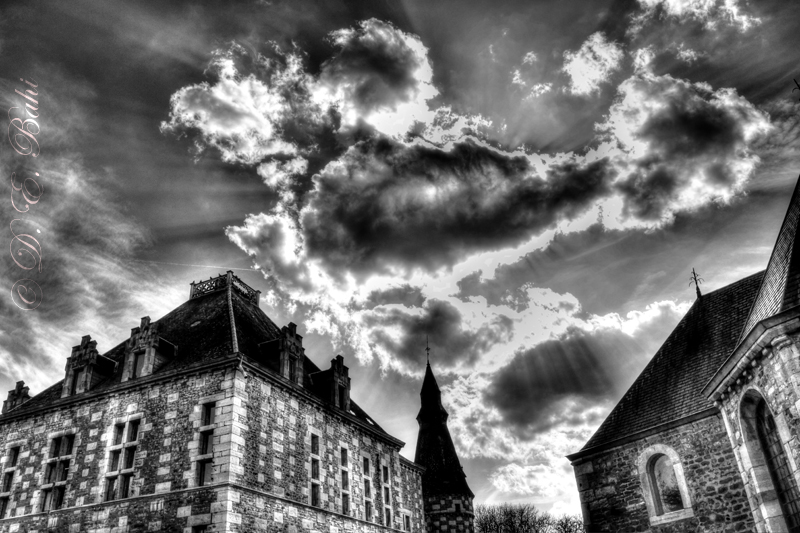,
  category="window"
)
[455,503,462,513]
[196,402,216,487]
[365,479,371,498]
[363,457,370,476]
[649,455,684,514]
[365,501,373,522]
[42,434,74,510]
[201,403,216,426]
[404,515,411,531]
[312,458,320,480]
[131,350,145,379]
[70,368,83,395]
[2,472,12,492]
[342,470,349,490]
[289,358,296,381]
[341,448,348,467]
[311,434,319,455]
[105,419,139,501]
[385,507,392,527]
[41,486,64,512]
[383,465,389,483]
[756,399,800,531]
[0,498,7,519]
[311,483,320,506]
[342,492,350,514]
[8,447,19,468]
[637,444,693,525]
[338,385,346,408]
[384,486,390,504]
[740,391,800,533]
[197,459,213,487]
